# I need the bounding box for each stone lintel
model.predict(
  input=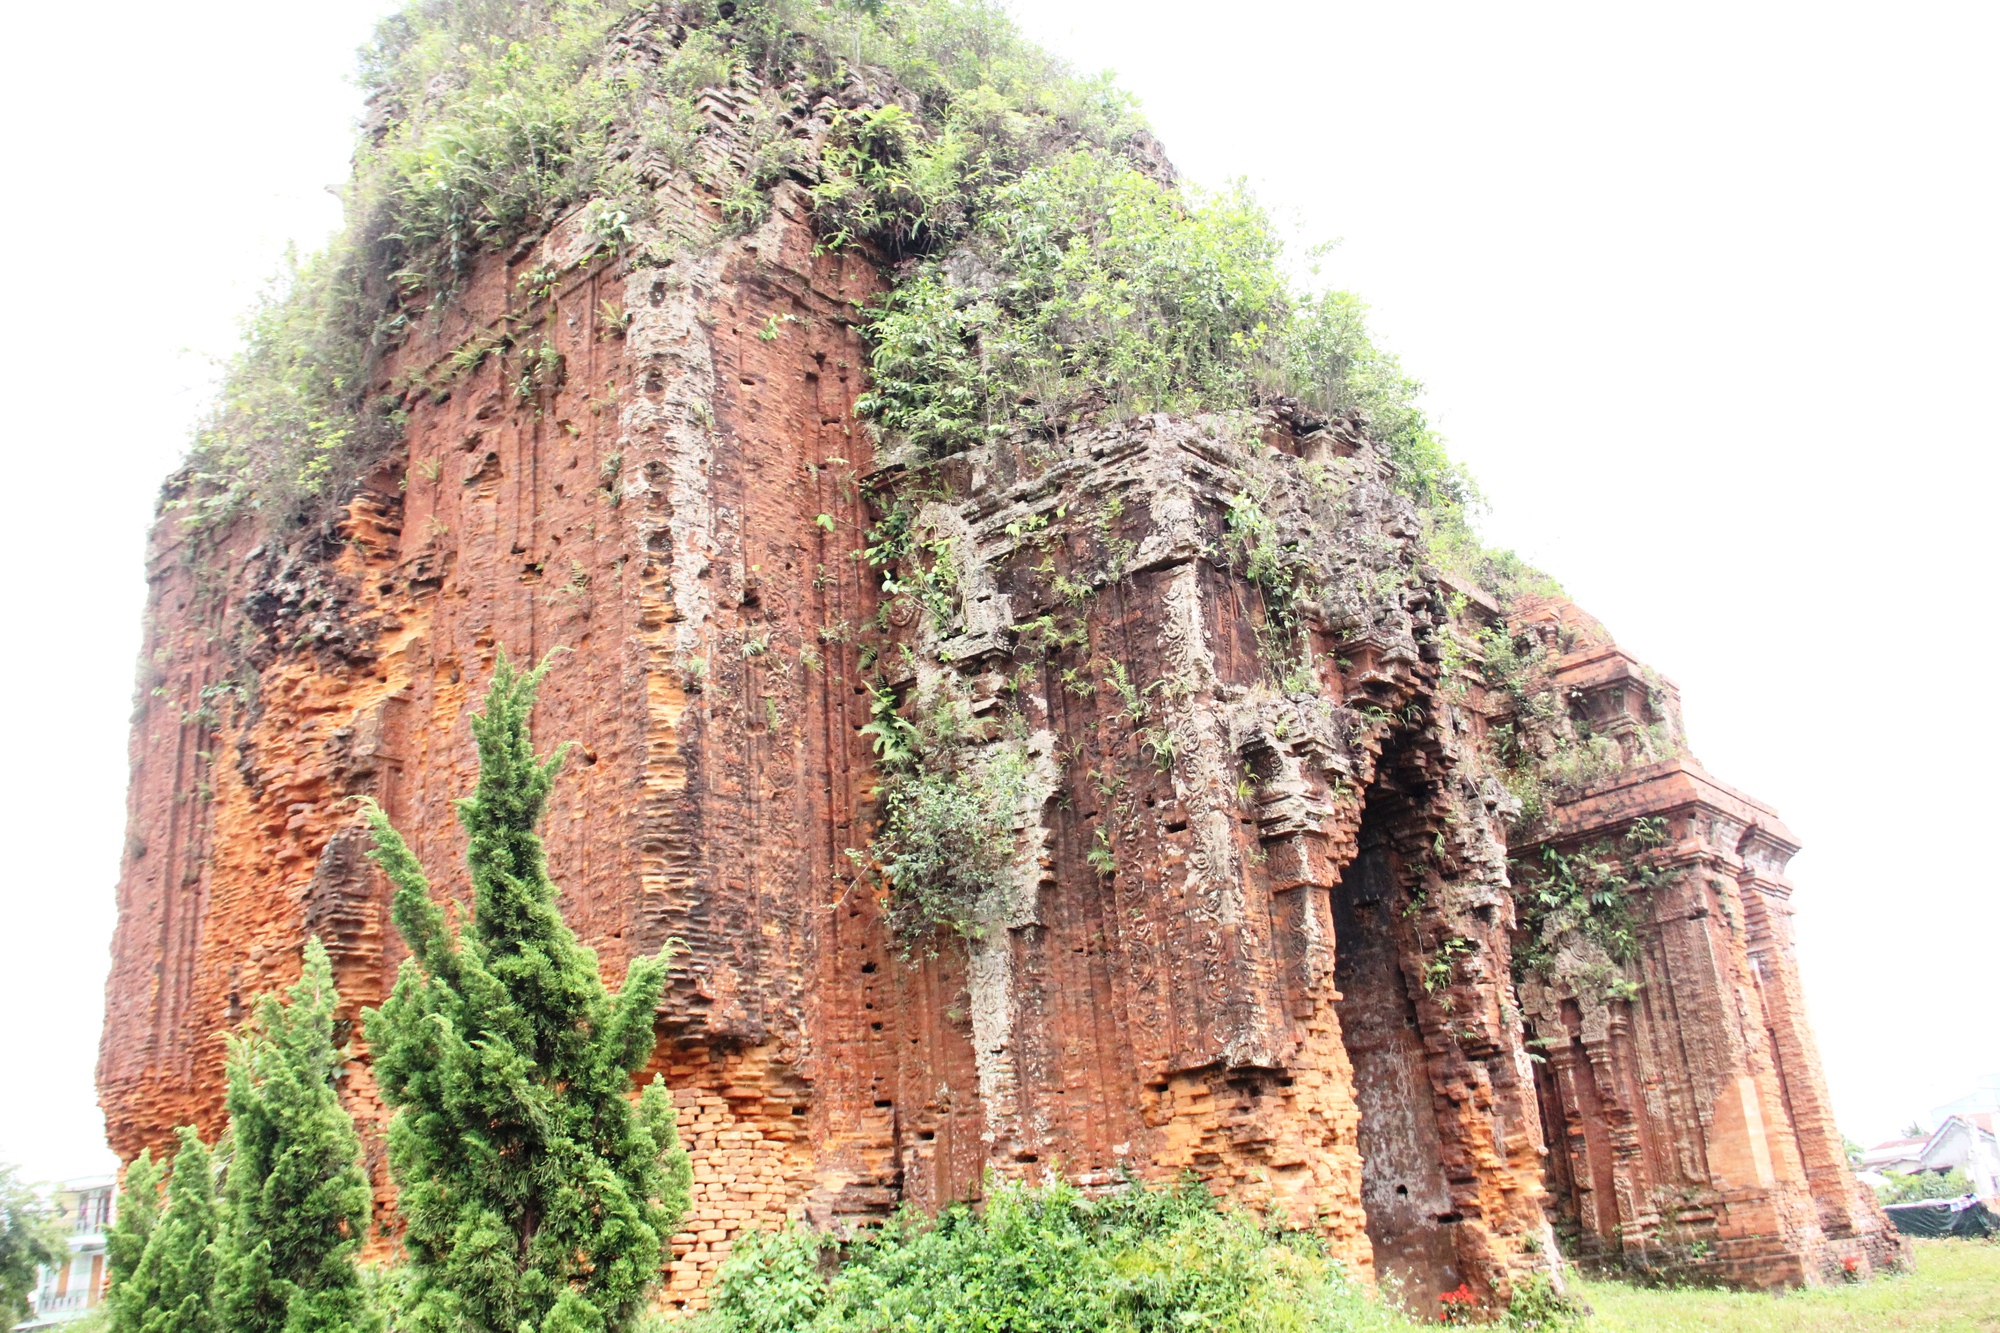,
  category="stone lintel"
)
[1533,759,1801,861]
[1551,644,1663,694]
